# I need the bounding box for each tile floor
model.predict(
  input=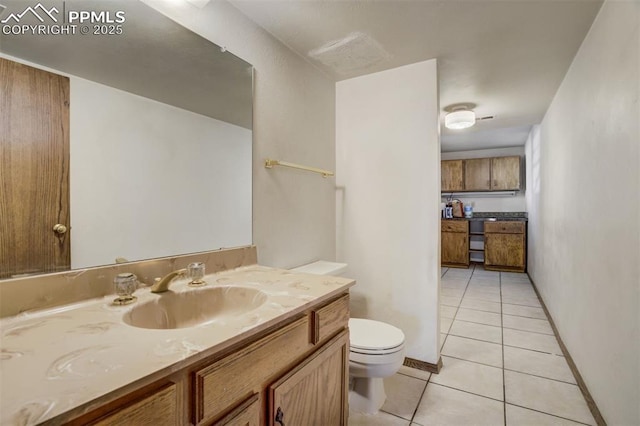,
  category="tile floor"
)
[349,265,596,426]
